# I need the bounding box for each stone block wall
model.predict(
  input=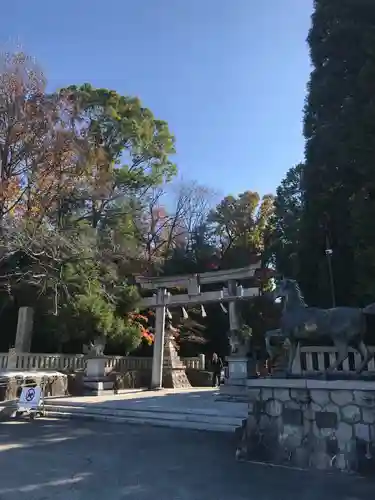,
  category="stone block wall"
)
[0,372,68,402]
[67,370,152,396]
[237,379,375,475]
[64,368,210,396]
